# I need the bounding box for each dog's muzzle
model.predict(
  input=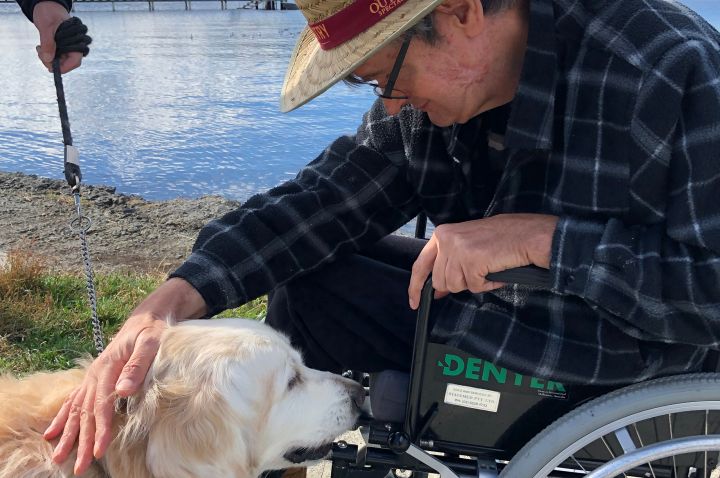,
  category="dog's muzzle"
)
[350,383,366,409]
